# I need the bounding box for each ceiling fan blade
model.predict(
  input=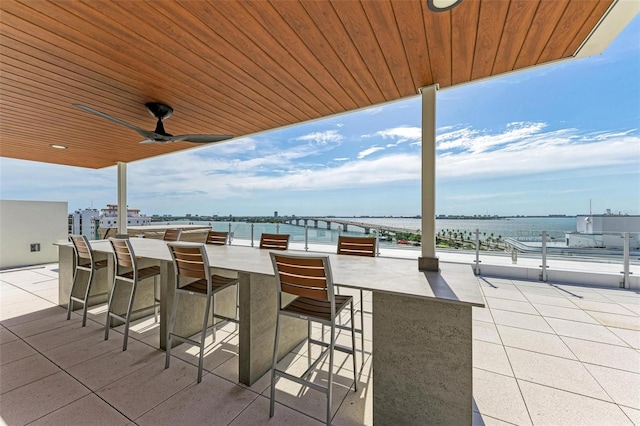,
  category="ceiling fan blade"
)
[169,134,234,143]
[73,104,155,139]
[141,134,233,144]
